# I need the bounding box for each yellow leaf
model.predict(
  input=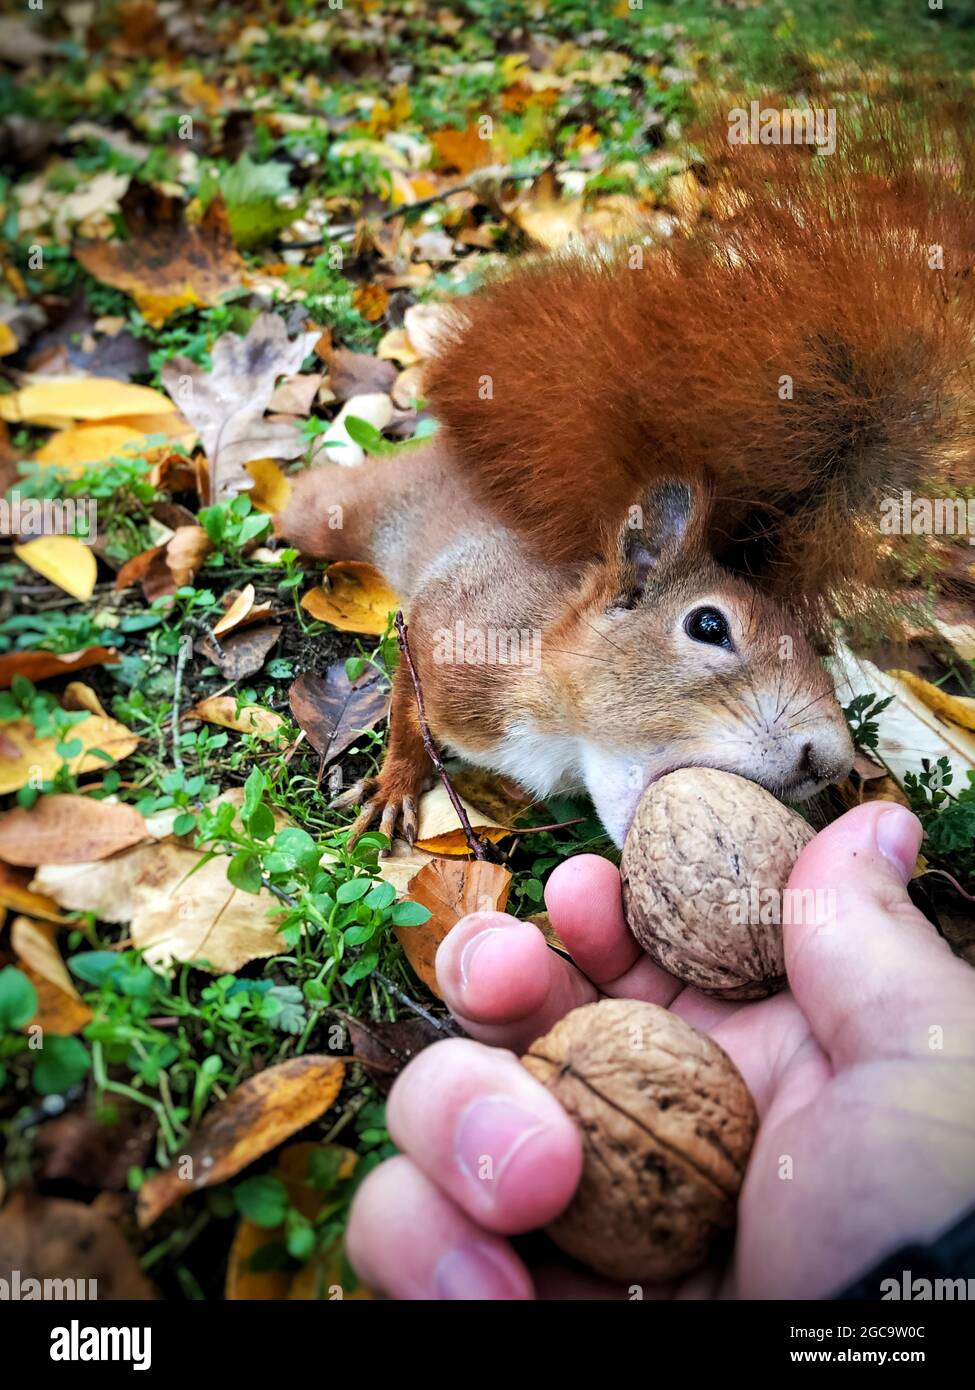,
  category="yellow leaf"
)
[10,916,92,1035]
[413,783,512,855]
[0,860,67,924]
[0,378,177,427]
[301,561,401,635]
[13,536,97,601]
[245,458,292,513]
[887,670,975,732]
[213,584,256,635]
[188,696,285,739]
[0,322,17,356]
[34,414,196,475]
[137,1055,346,1227]
[0,714,138,795]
